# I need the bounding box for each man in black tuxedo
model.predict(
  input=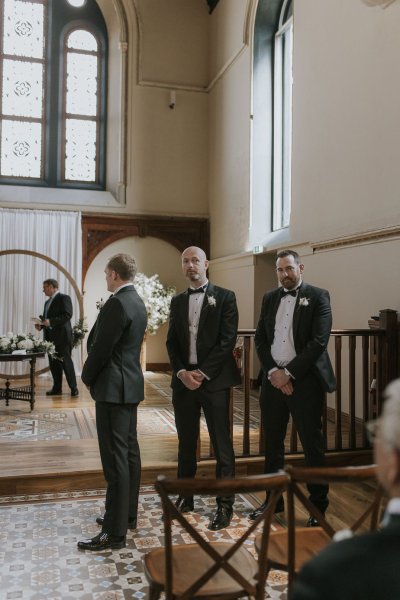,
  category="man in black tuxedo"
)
[166,246,241,531]
[35,279,78,397]
[77,253,147,551]
[291,378,400,600]
[250,250,336,525]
